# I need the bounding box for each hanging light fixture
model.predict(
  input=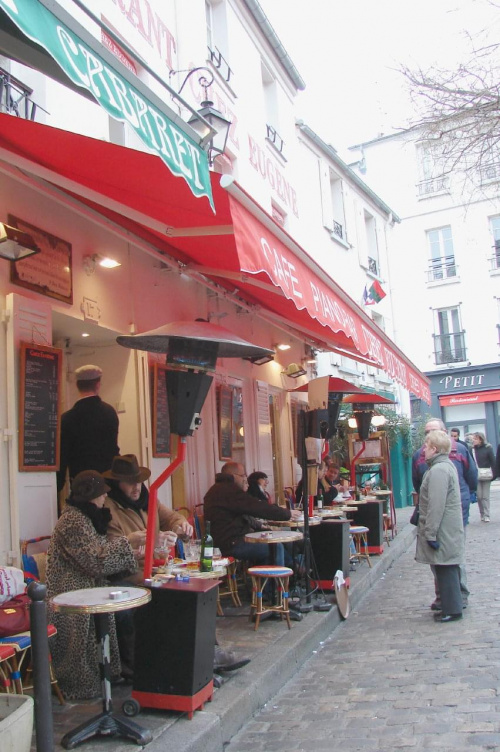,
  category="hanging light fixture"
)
[171,66,232,167]
[343,391,394,440]
[0,222,40,261]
